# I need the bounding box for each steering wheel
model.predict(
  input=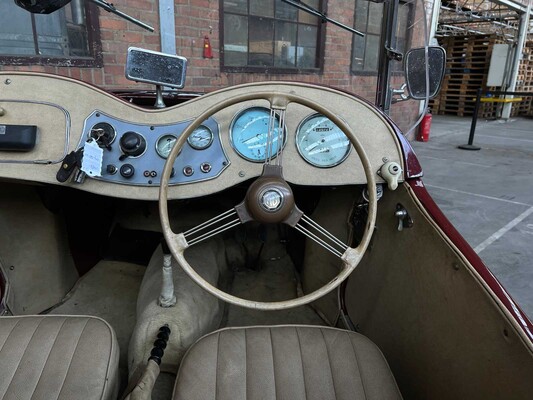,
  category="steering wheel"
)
[159,89,377,310]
